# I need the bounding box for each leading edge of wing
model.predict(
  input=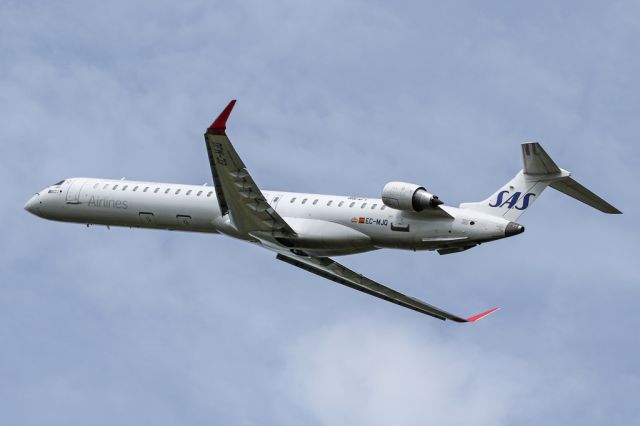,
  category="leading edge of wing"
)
[275,251,499,323]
